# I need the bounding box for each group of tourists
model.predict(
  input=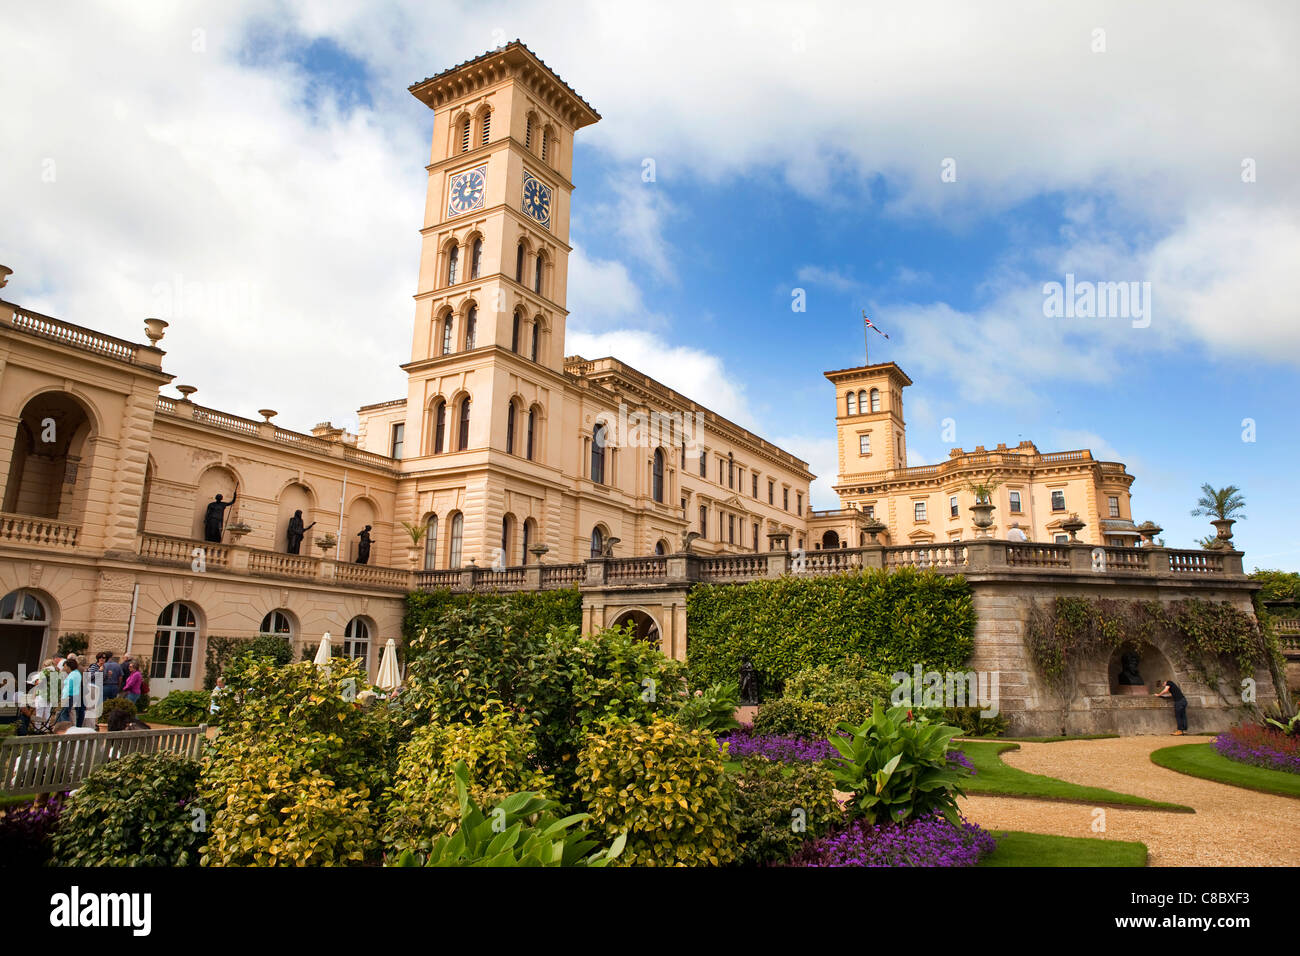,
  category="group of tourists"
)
[16,651,146,735]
